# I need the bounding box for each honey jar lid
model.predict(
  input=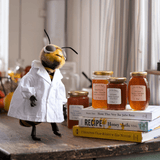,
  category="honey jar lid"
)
[109,77,126,83]
[68,91,89,97]
[93,71,113,75]
[130,72,147,76]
